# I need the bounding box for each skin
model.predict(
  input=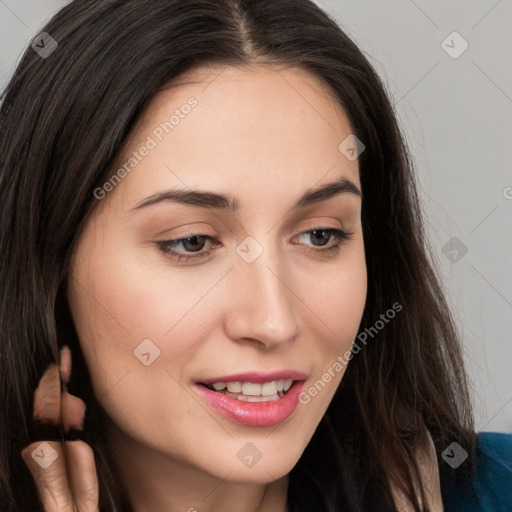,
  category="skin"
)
[24,64,368,511]
[21,347,98,511]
